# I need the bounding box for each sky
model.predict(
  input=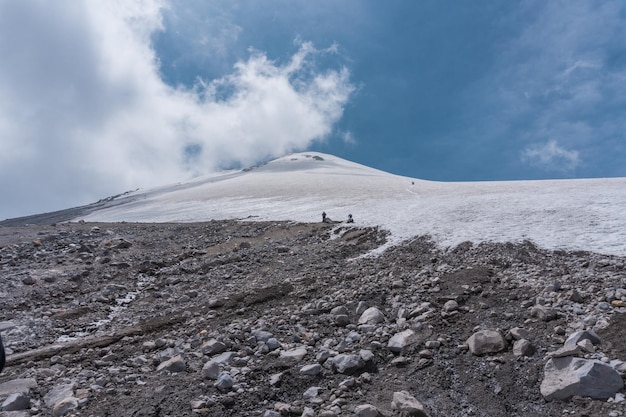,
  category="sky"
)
[1,1,626,219]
